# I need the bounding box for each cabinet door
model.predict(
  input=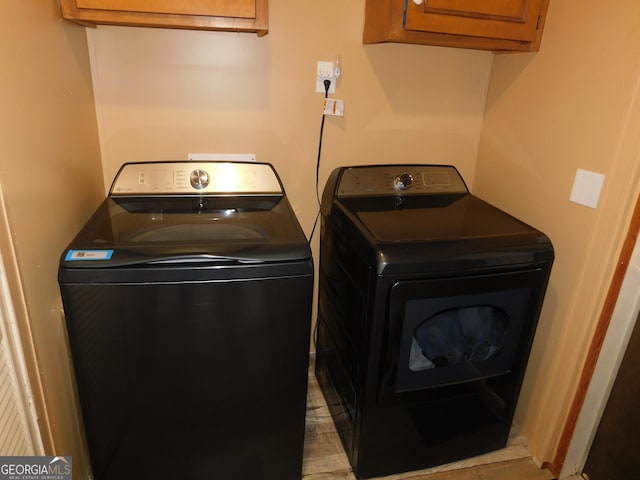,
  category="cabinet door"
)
[76,0,255,20]
[363,0,548,52]
[406,0,545,42]
[60,0,268,36]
